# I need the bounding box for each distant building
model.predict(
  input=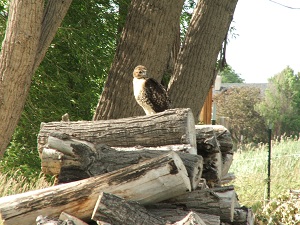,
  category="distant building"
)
[214,83,268,97]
